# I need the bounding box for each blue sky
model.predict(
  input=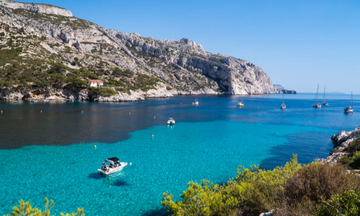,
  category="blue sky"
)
[18,0,360,93]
